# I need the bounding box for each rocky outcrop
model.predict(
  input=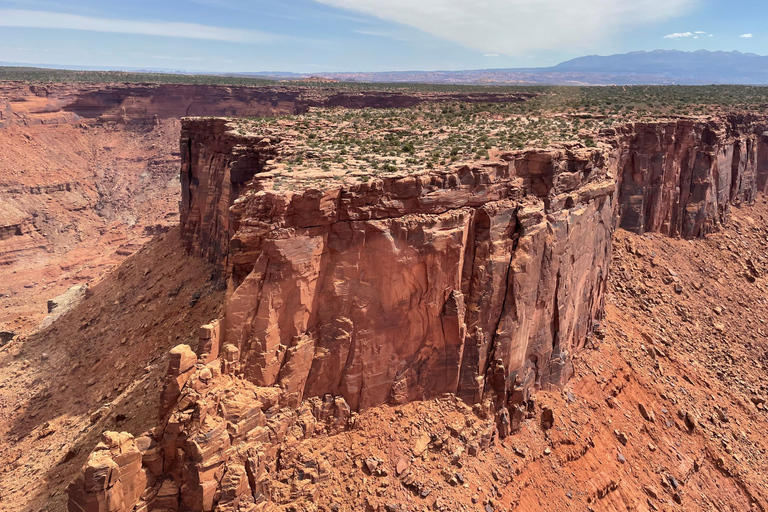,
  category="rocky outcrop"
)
[0,82,532,333]
[0,200,45,266]
[69,114,768,511]
[178,115,768,417]
[68,340,362,512]
[69,120,617,511]
[67,432,148,512]
[180,119,616,412]
[179,119,278,266]
[613,116,768,238]
[39,284,88,329]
